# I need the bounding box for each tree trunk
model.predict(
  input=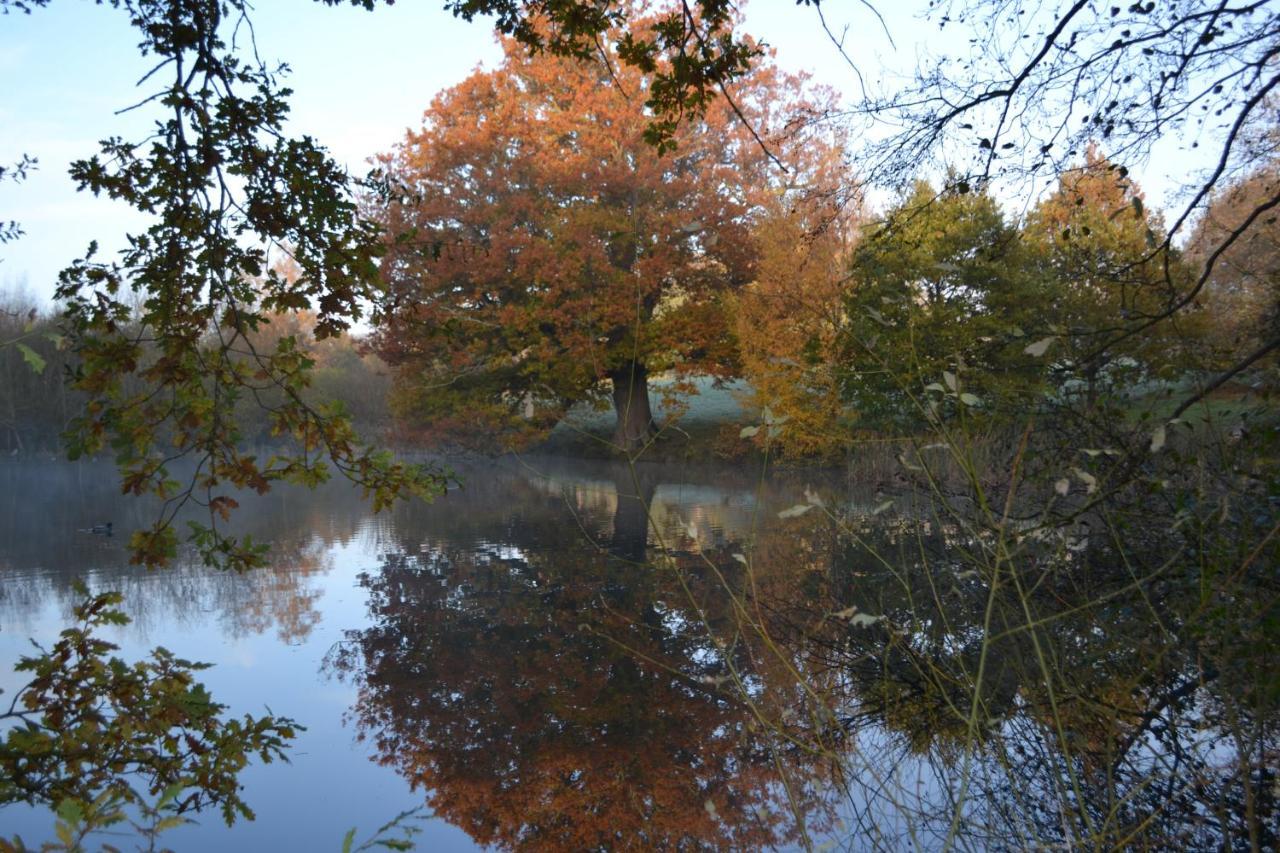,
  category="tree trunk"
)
[609,362,657,452]
[608,464,657,563]
[1084,361,1099,412]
